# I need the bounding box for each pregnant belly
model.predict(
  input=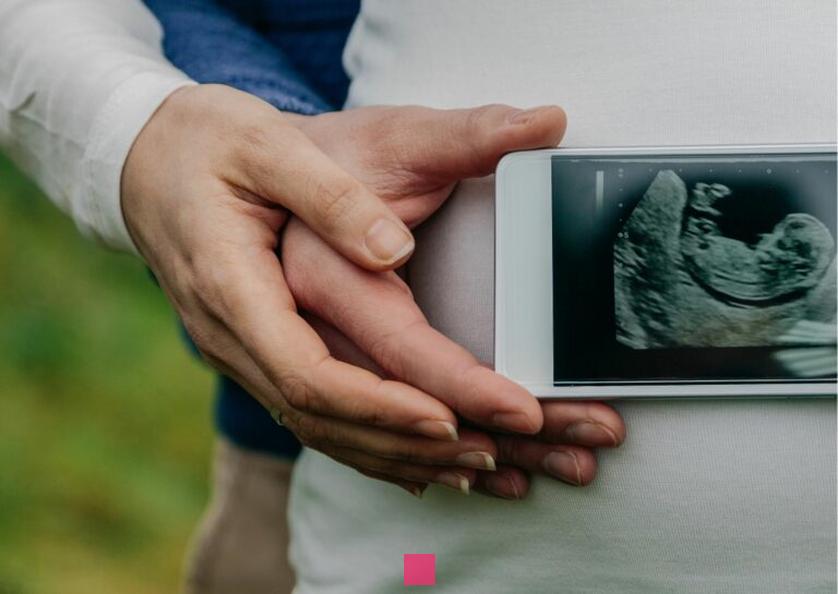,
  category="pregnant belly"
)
[288,179,837,594]
[290,399,836,594]
[407,178,497,364]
